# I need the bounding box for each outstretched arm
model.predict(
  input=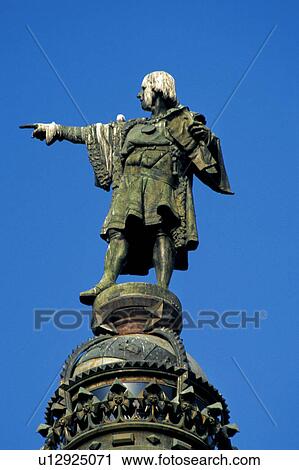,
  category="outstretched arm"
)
[57,124,87,144]
[20,122,88,145]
